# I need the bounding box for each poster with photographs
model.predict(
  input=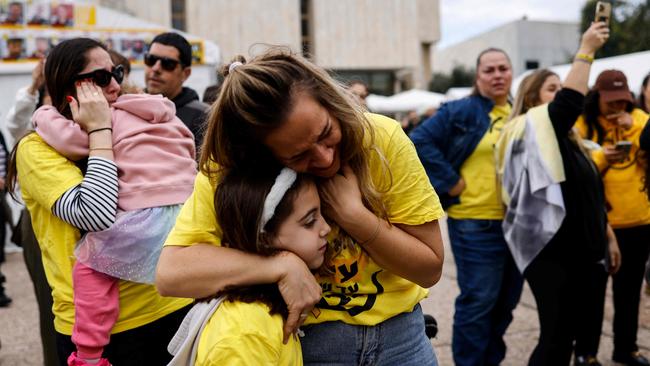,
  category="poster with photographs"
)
[1,33,25,59]
[49,2,73,27]
[190,41,204,64]
[0,2,206,65]
[0,1,25,25]
[120,38,147,62]
[26,1,50,25]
